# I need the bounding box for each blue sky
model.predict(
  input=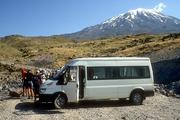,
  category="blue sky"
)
[0,0,179,37]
